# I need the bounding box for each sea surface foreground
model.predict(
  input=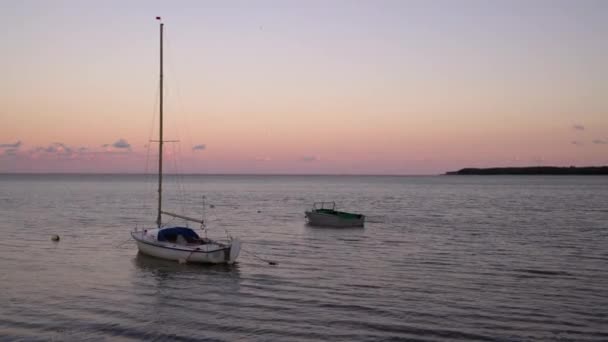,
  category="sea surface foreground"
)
[1,174,607,341]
